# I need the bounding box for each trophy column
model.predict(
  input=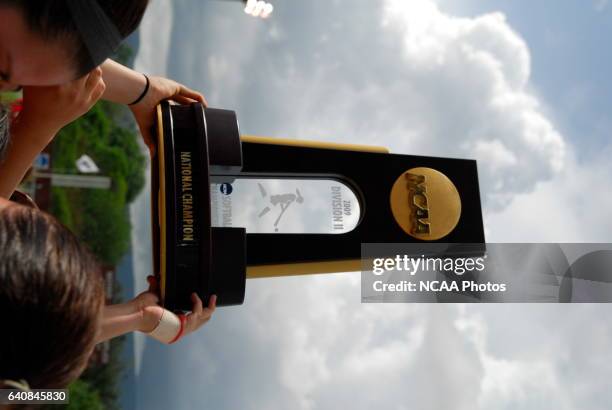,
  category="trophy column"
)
[153,102,485,311]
